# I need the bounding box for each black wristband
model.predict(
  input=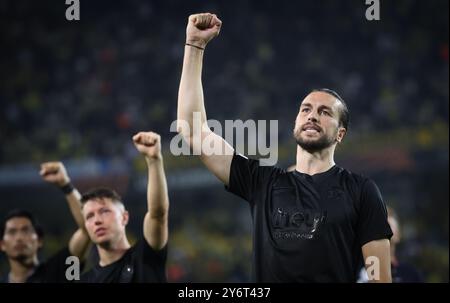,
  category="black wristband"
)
[185,43,205,50]
[60,182,74,195]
